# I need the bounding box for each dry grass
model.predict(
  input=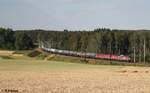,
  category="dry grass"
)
[0,50,30,60]
[0,59,150,93]
[0,50,14,56]
[12,54,24,57]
